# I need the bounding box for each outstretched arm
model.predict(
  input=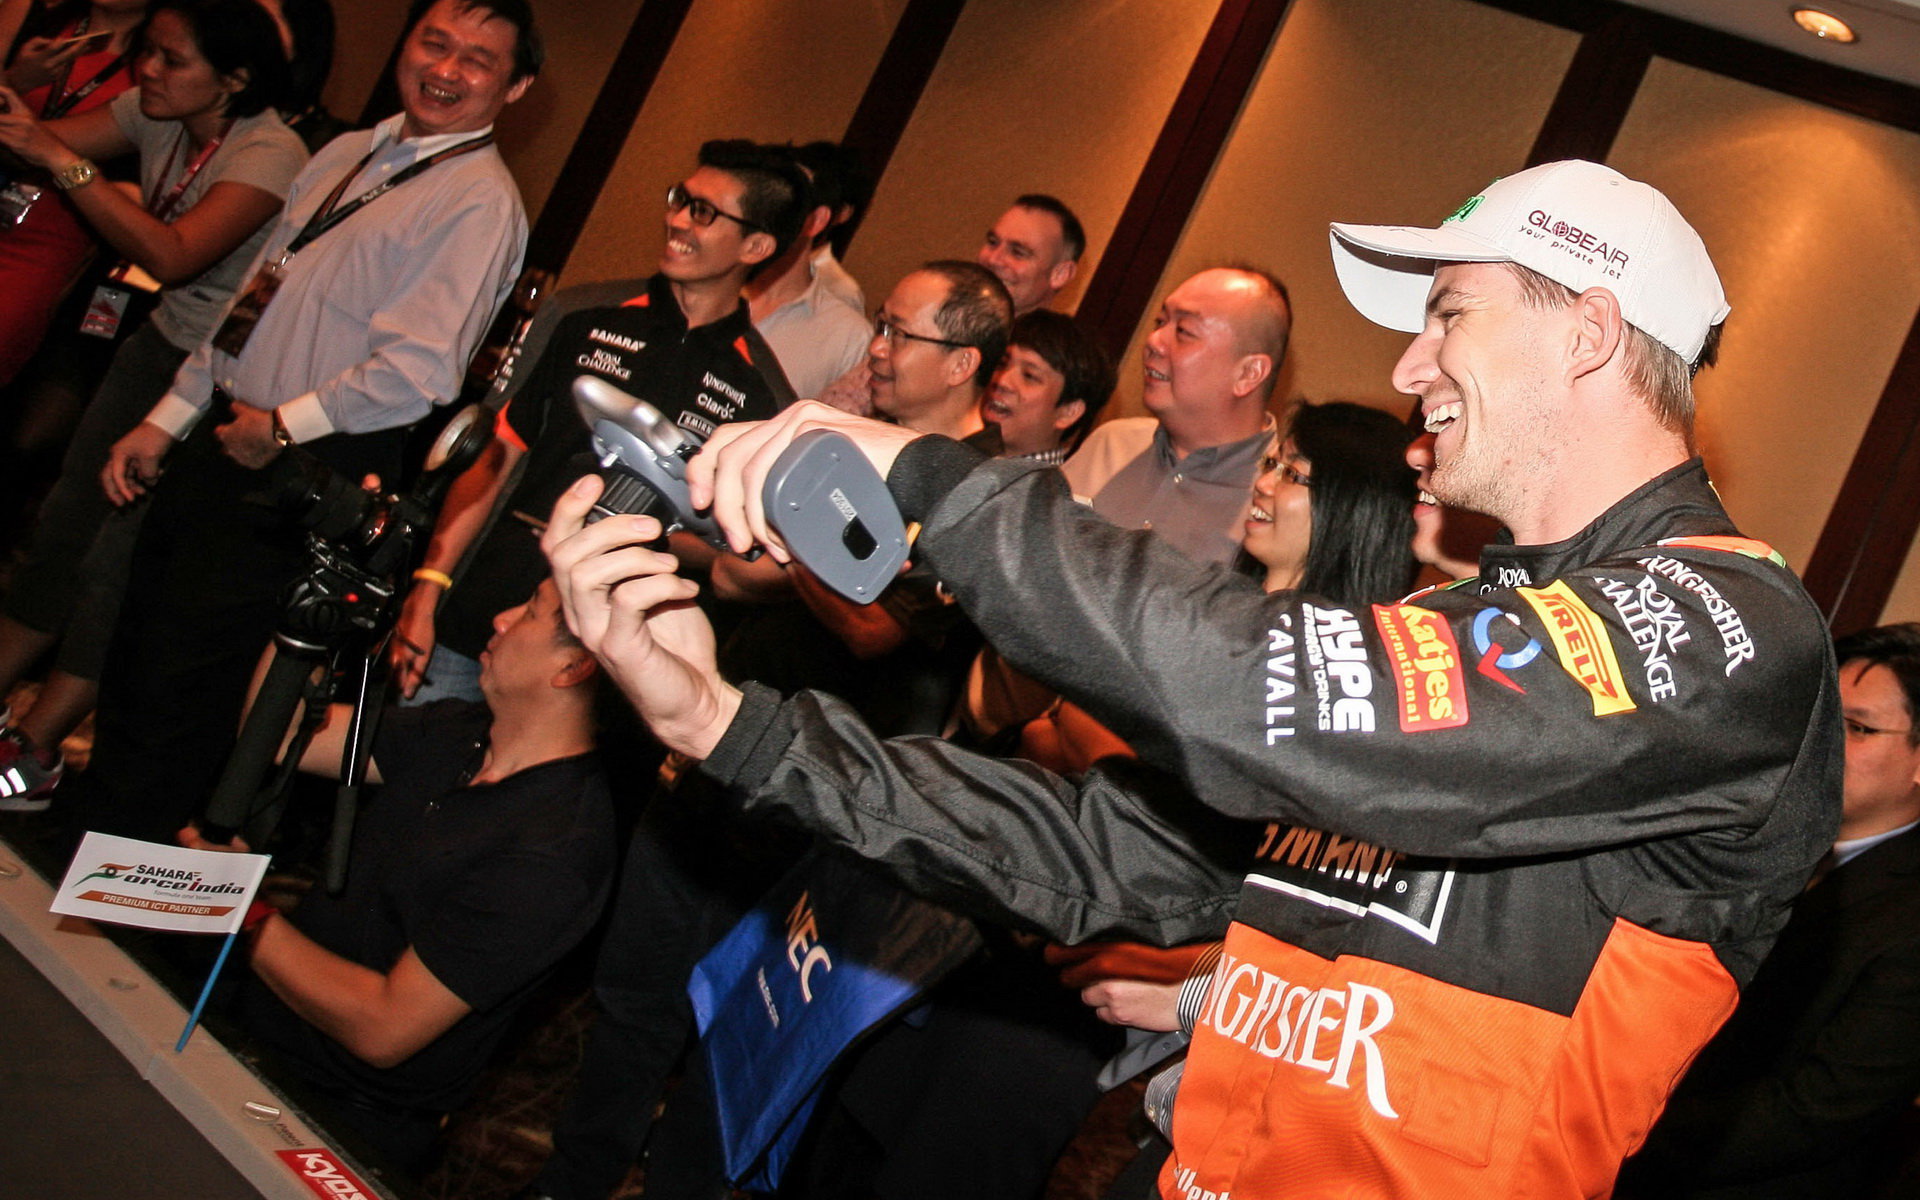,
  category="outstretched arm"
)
[541,475,739,760]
